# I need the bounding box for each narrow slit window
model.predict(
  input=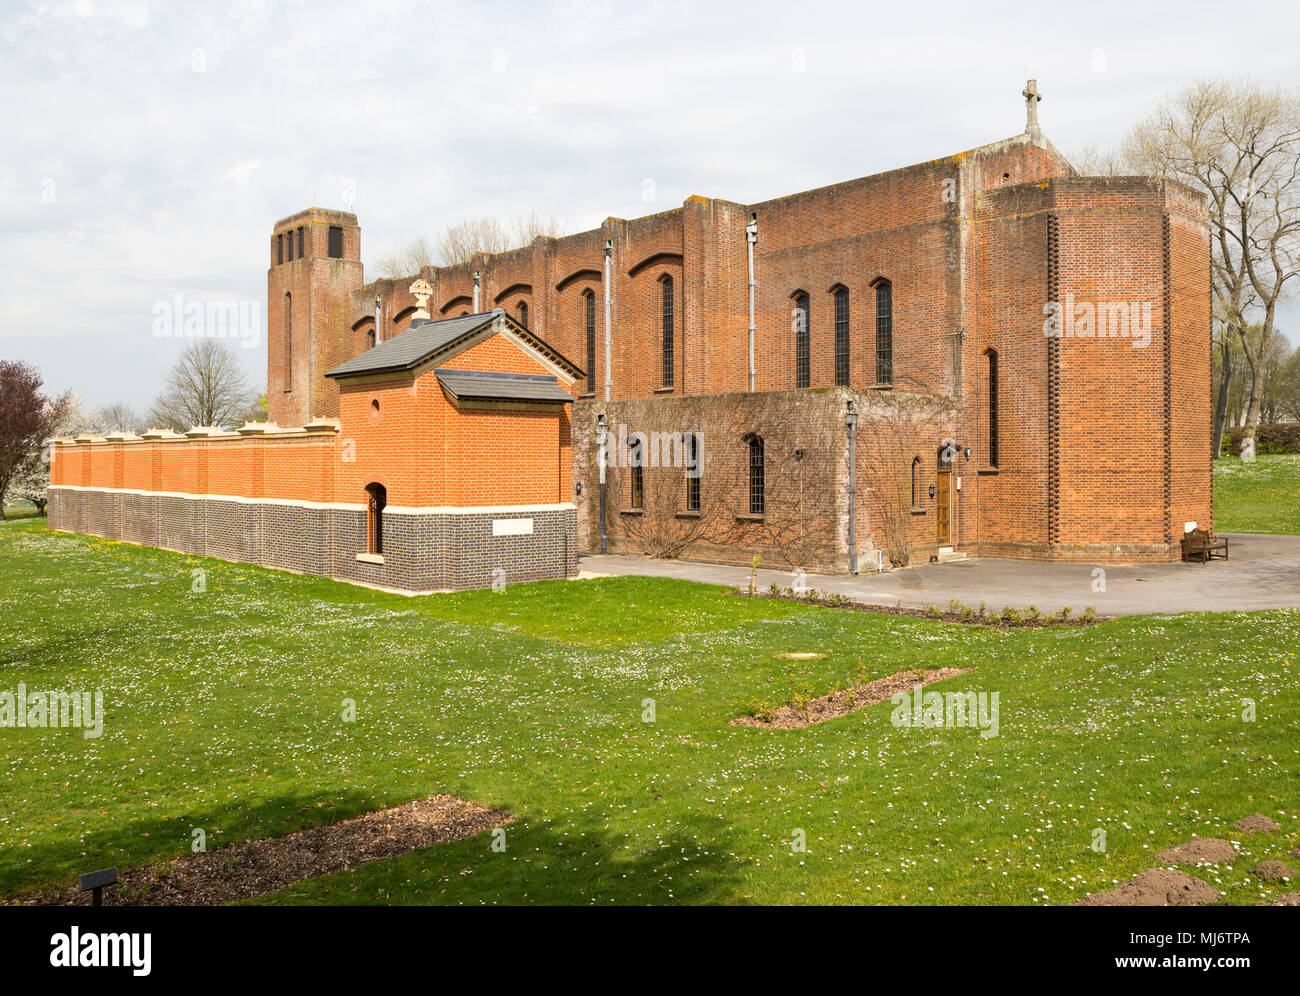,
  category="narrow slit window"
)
[629,437,644,509]
[987,349,999,467]
[661,276,675,388]
[365,483,386,555]
[834,288,850,386]
[748,436,765,515]
[283,293,292,390]
[685,432,700,511]
[794,294,810,389]
[328,225,343,259]
[875,281,893,385]
[584,290,597,394]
